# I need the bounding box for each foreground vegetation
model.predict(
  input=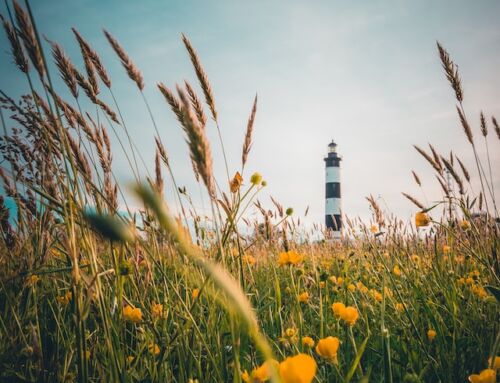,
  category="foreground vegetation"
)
[0,1,499,382]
